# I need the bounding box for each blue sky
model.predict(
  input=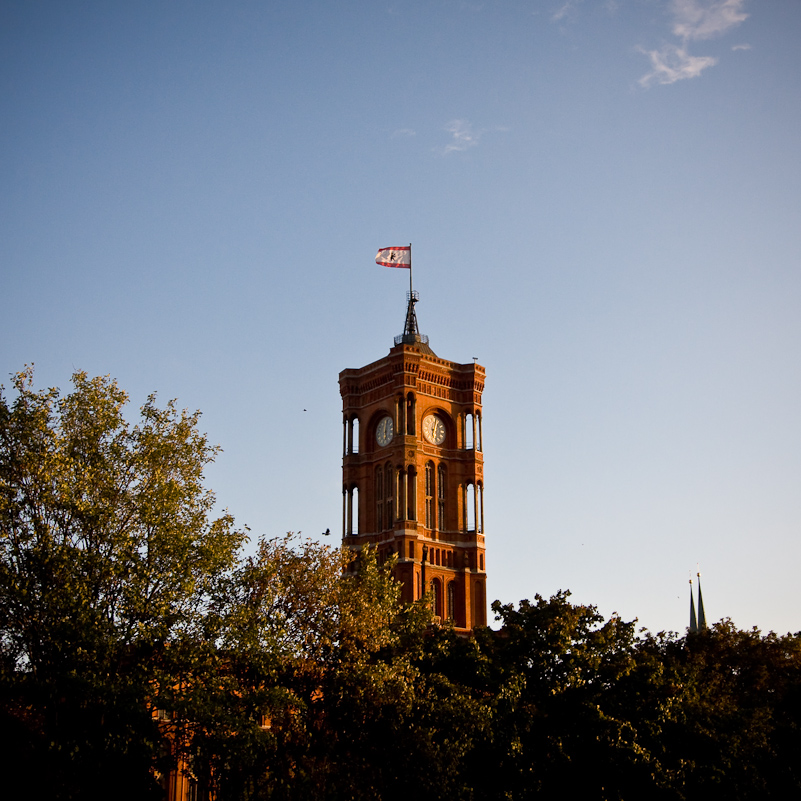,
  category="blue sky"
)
[3,0,800,635]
